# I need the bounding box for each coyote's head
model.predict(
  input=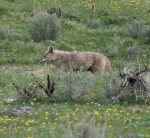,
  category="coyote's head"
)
[39,47,57,63]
